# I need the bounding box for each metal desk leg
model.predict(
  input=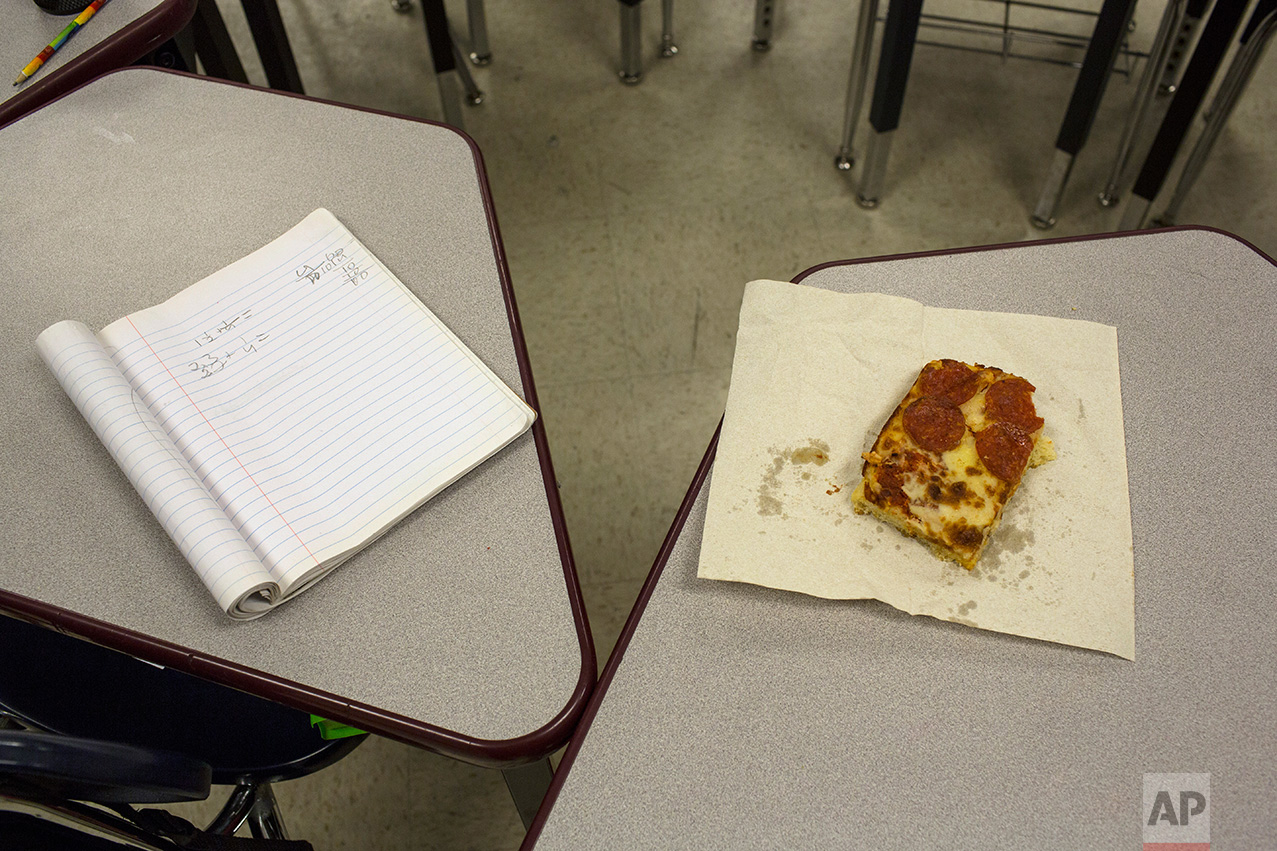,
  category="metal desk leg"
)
[836,0,881,172]
[1159,0,1210,94]
[502,757,554,831]
[661,0,677,57]
[1030,0,1136,229]
[191,0,249,84]
[240,0,304,94]
[1119,0,1249,230]
[856,129,894,208]
[753,0,776,51]
[856,0,924,209]
[1097,0,1186,207]
[449,26,485,104]
[466,0,492,65]
[1153,1,1277,226]
[620,0,643,84]
[420,0,466,129]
